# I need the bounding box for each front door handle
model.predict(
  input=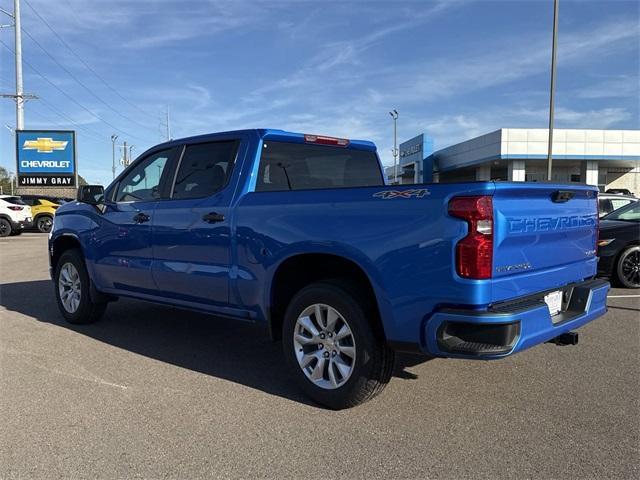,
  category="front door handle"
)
[133,212,150,224]
[202,212,225,223]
